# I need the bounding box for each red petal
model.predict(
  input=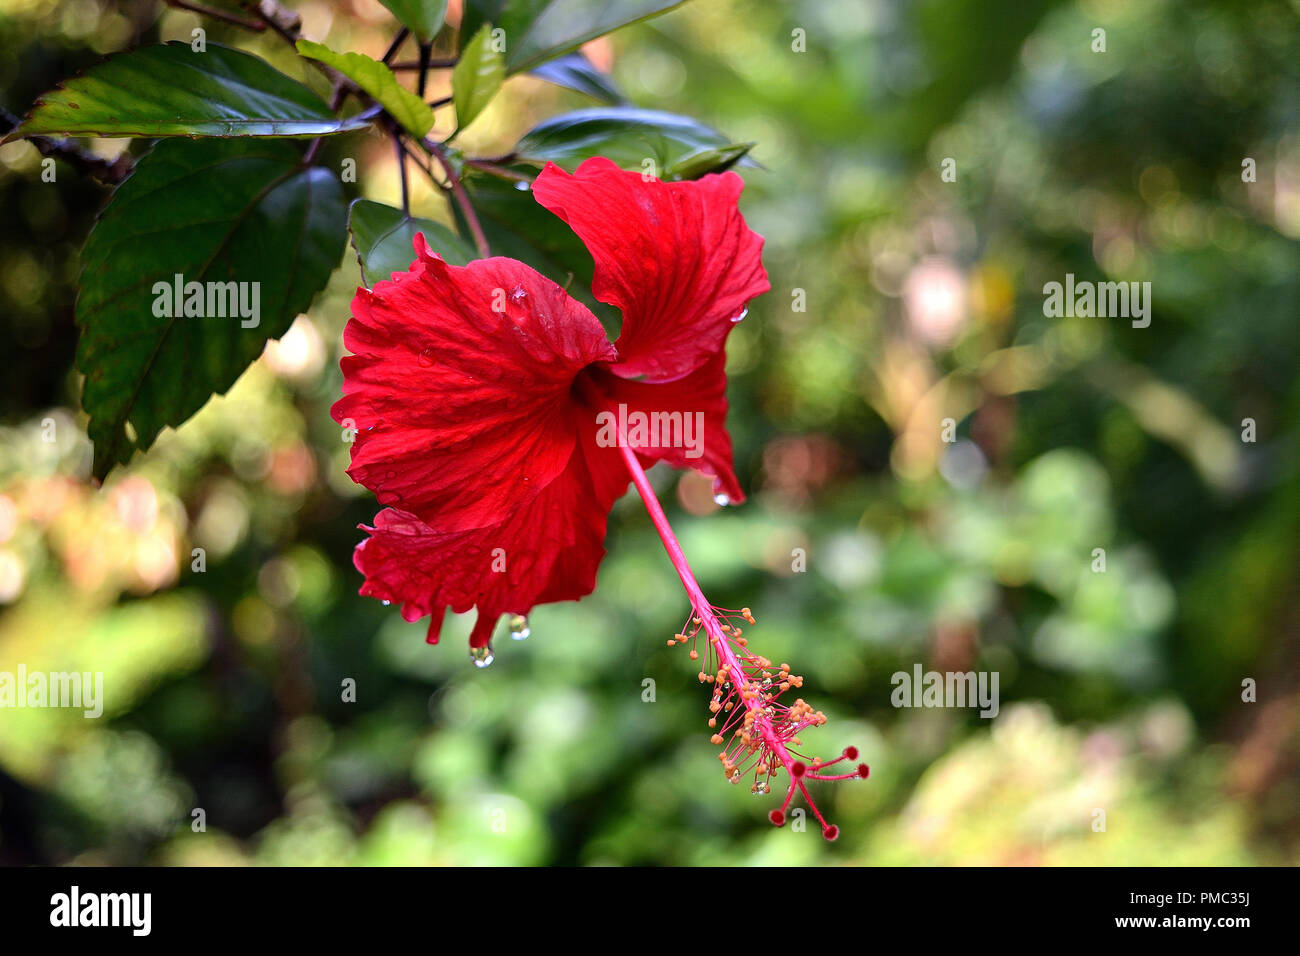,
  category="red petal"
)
[353,409,628,647]
[532,158,769,383]
[331,235,616,532]
[582,350,744,504]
